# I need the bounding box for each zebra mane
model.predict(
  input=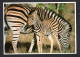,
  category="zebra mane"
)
[33,7,72,32]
